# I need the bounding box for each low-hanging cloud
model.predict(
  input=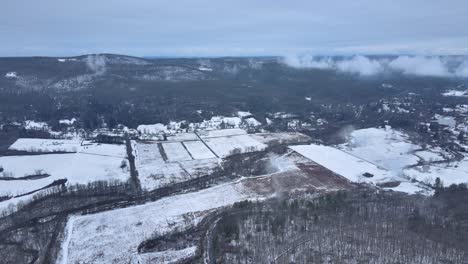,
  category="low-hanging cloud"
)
[282,53,332,69]
[456,61,468,77]
[335,56,383,76]
[388,56,450,77]
[282,54,468,78]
